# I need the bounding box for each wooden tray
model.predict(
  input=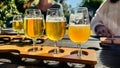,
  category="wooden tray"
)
[0,35,97,68]
[0,35,47,44]
[0,35,47,40]
[100,37,120,46]
[0,45,97,68]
